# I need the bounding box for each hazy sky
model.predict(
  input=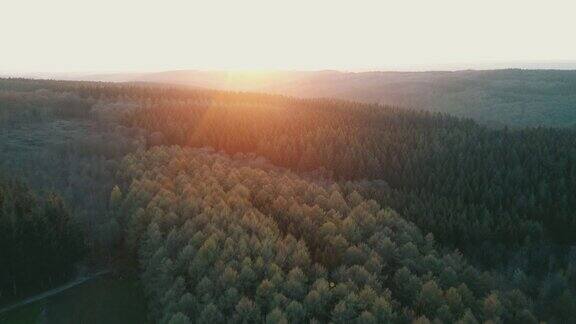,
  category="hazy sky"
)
[1,0,575,73]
